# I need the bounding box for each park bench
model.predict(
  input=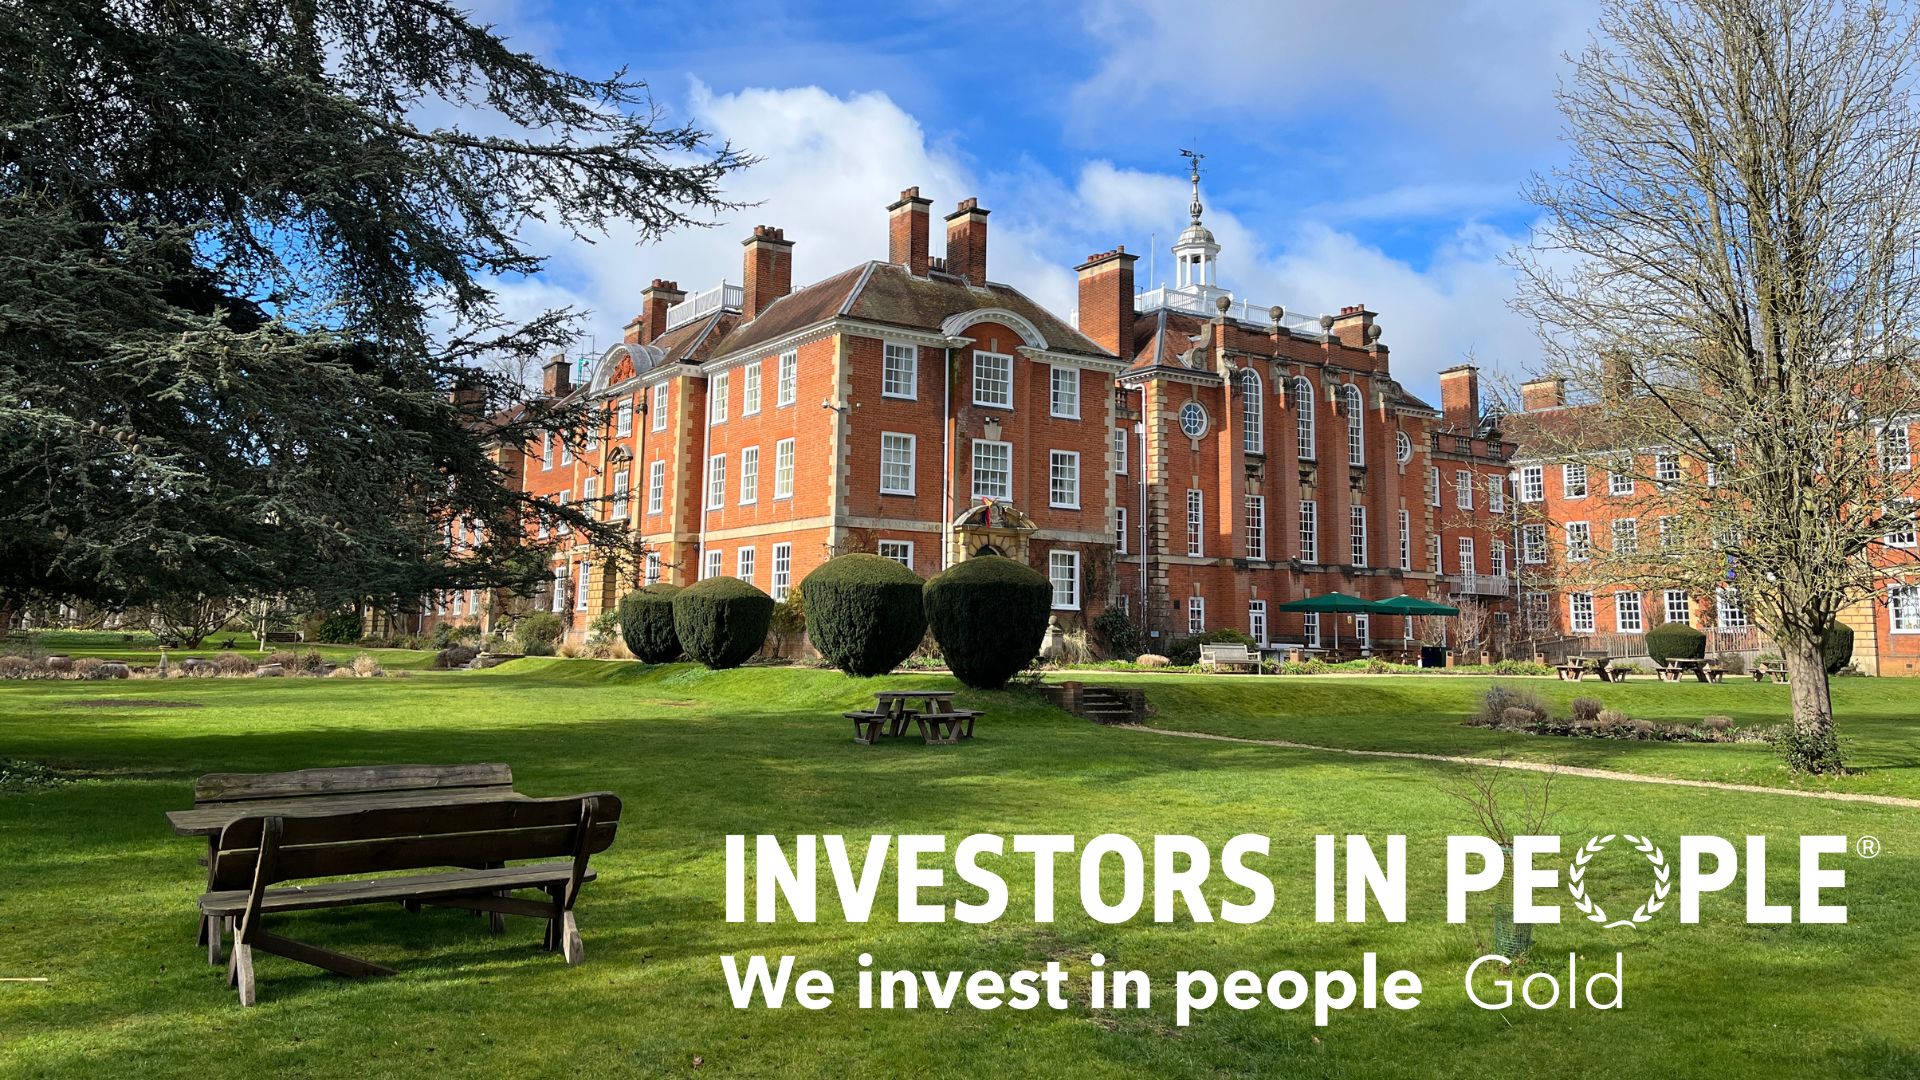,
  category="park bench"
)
[913,712,971,745]
[1198,643,1261,673]
[198,793,619,1006]
[844,711,889,745]
[1752,661,1789,683]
